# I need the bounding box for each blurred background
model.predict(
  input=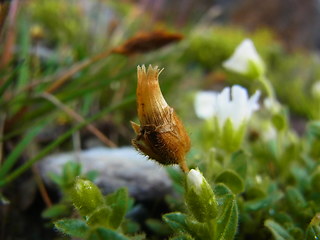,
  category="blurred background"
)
[1,0,320,239]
